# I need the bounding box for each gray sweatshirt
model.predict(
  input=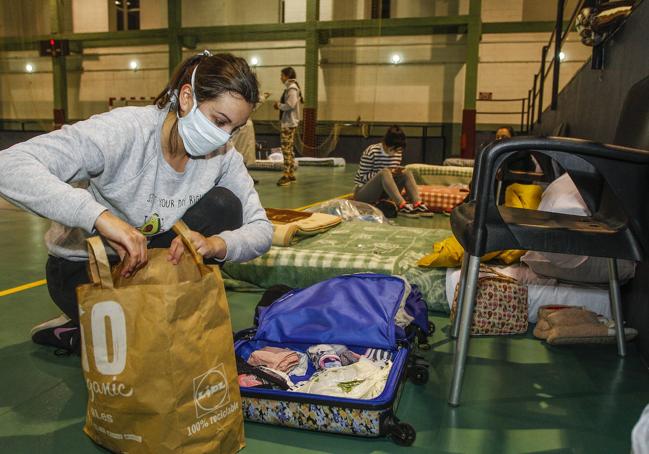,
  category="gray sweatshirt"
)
[278,80,301,128]
[0,105,273,262]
